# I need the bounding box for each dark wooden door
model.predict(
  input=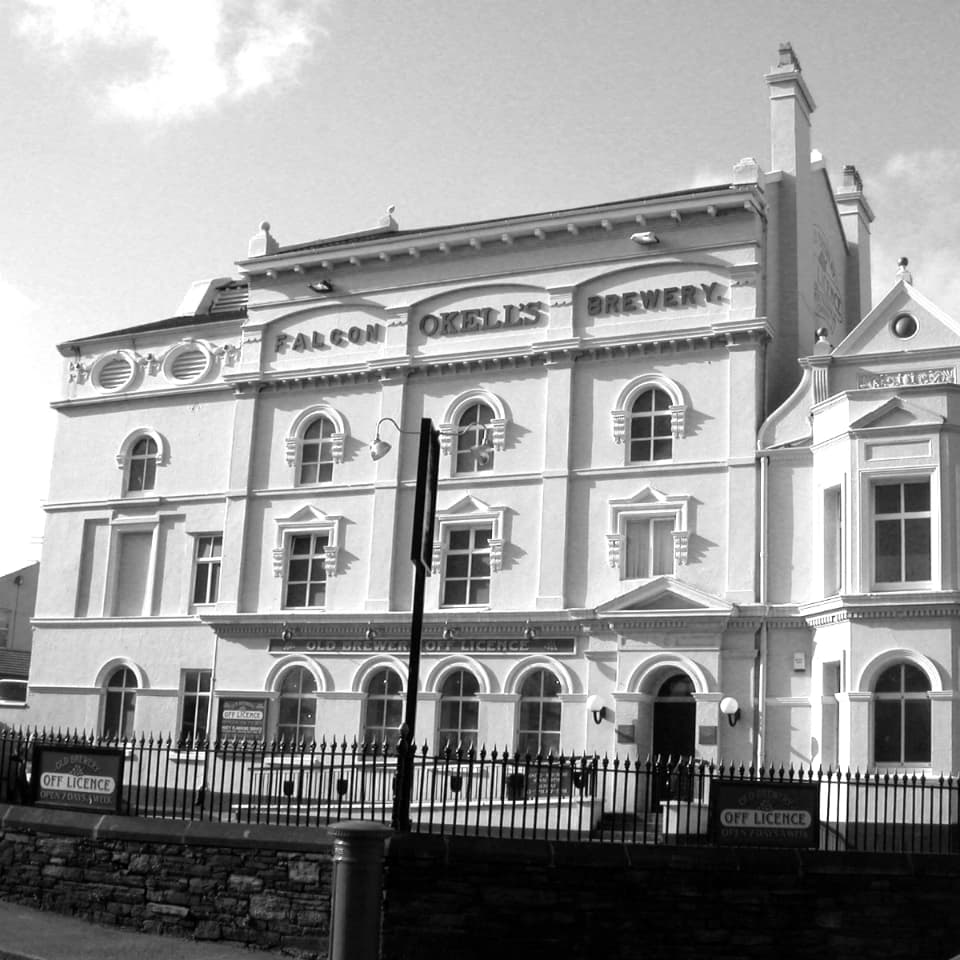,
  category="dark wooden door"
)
[651,674,696,805]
